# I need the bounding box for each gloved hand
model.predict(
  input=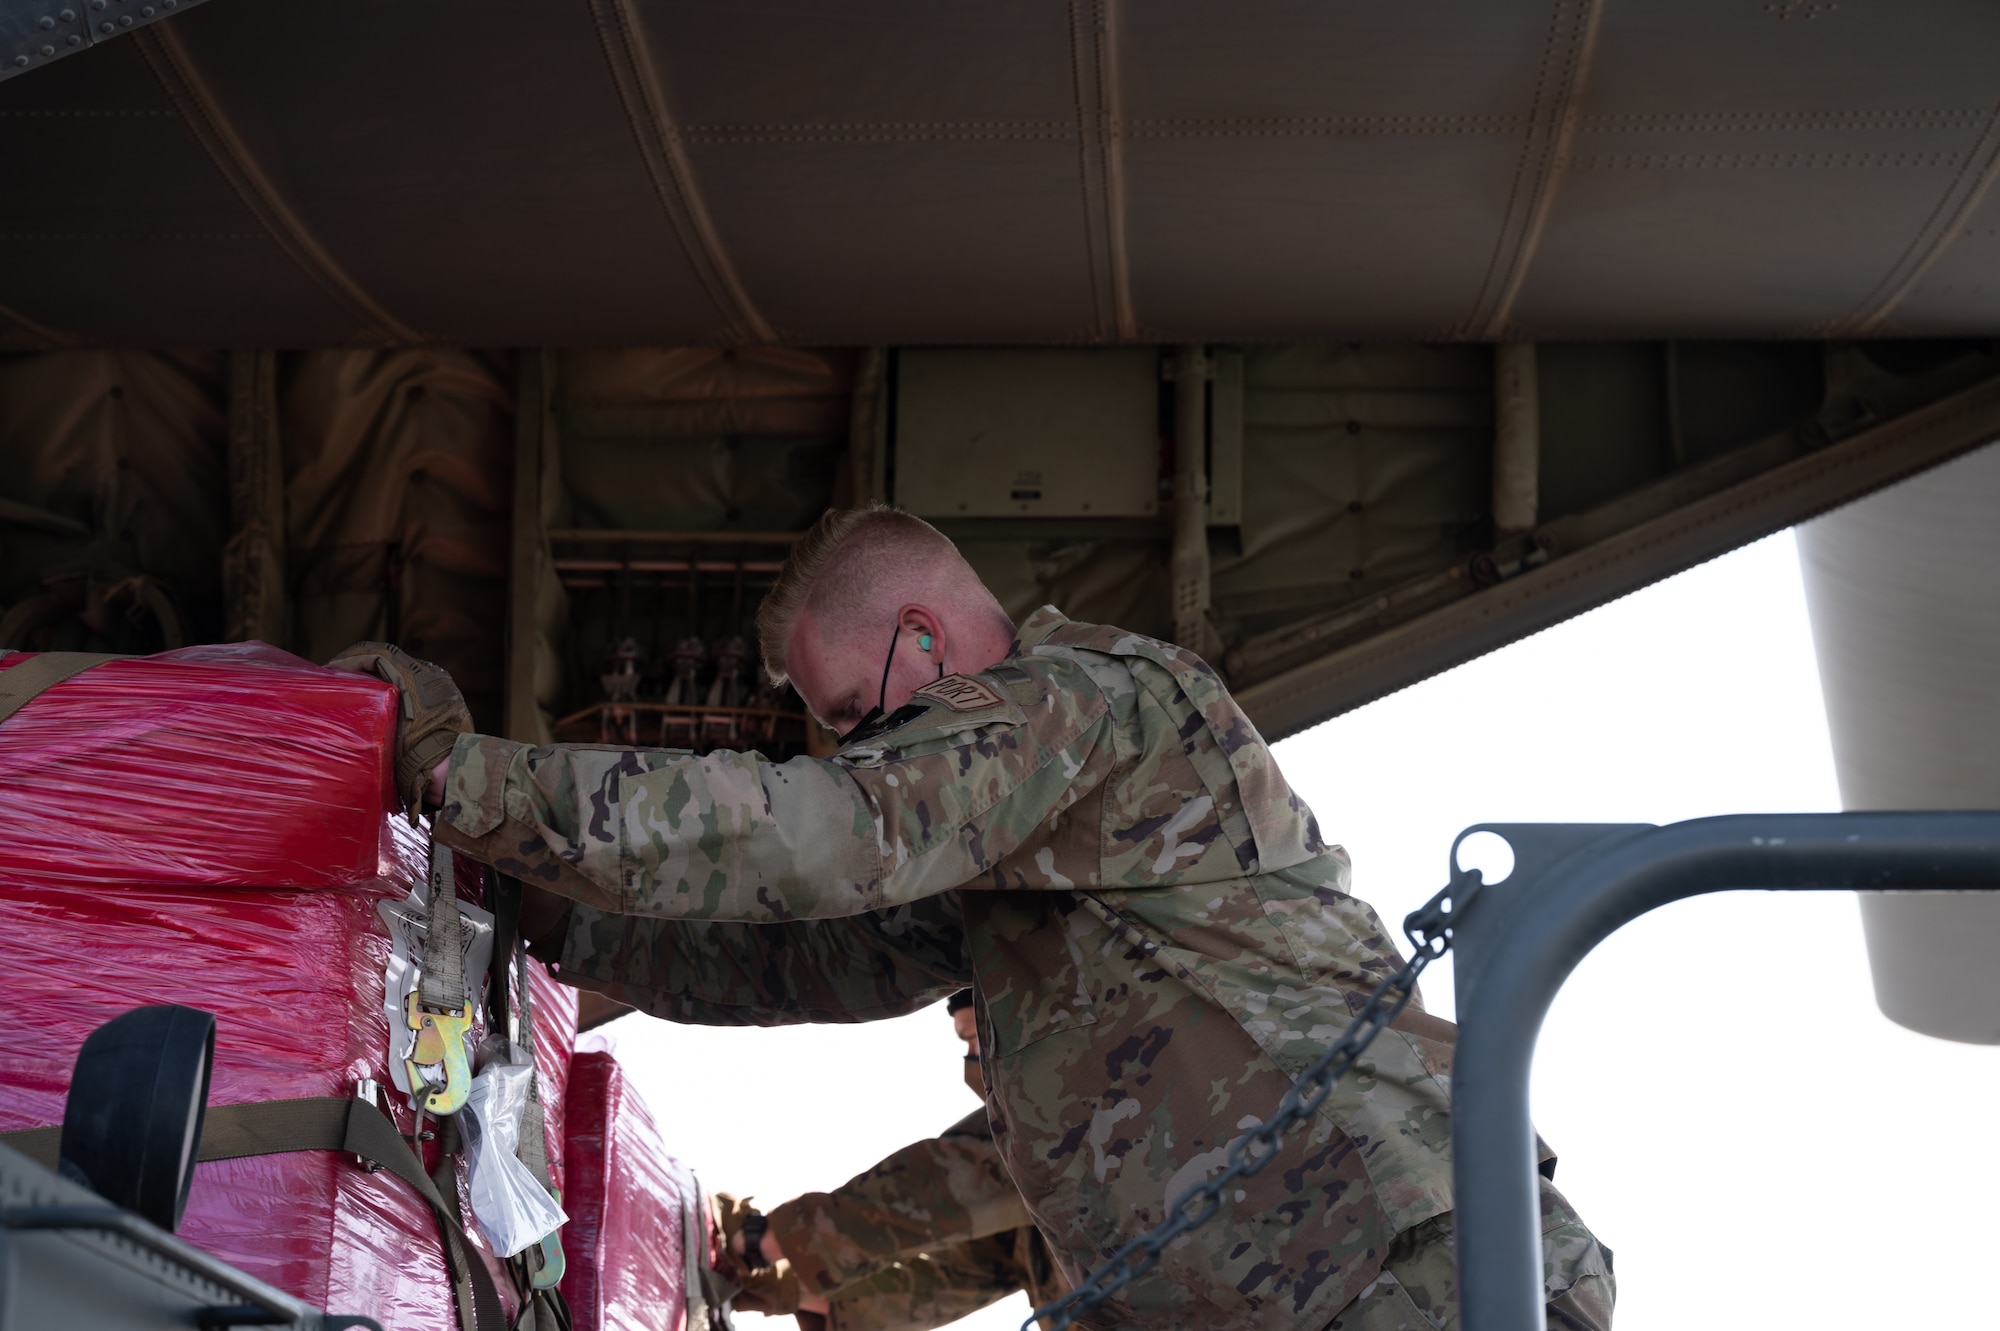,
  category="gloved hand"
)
[729,1260,802,1317]
[327,641,473,818]
[713,1192,801,1312]
[714,1191,772,1269]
